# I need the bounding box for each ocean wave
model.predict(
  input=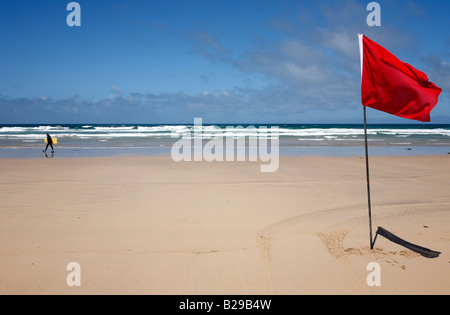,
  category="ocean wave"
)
[0,126,70,133]
[0,125,449,143]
